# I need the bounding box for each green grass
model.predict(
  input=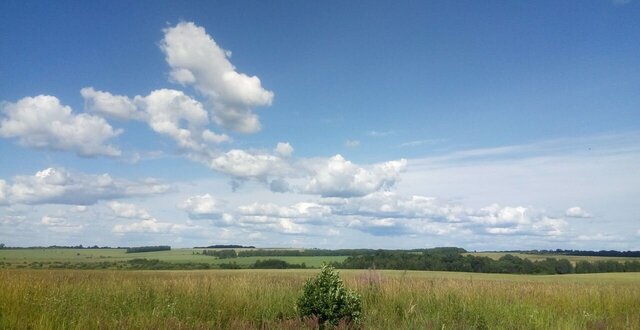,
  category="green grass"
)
[1,269,638,329]
[0,248,347,268]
